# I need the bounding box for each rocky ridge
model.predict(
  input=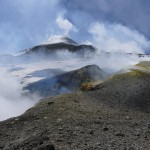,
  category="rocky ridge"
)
[0,62,150,149]
[25,65,109,98]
